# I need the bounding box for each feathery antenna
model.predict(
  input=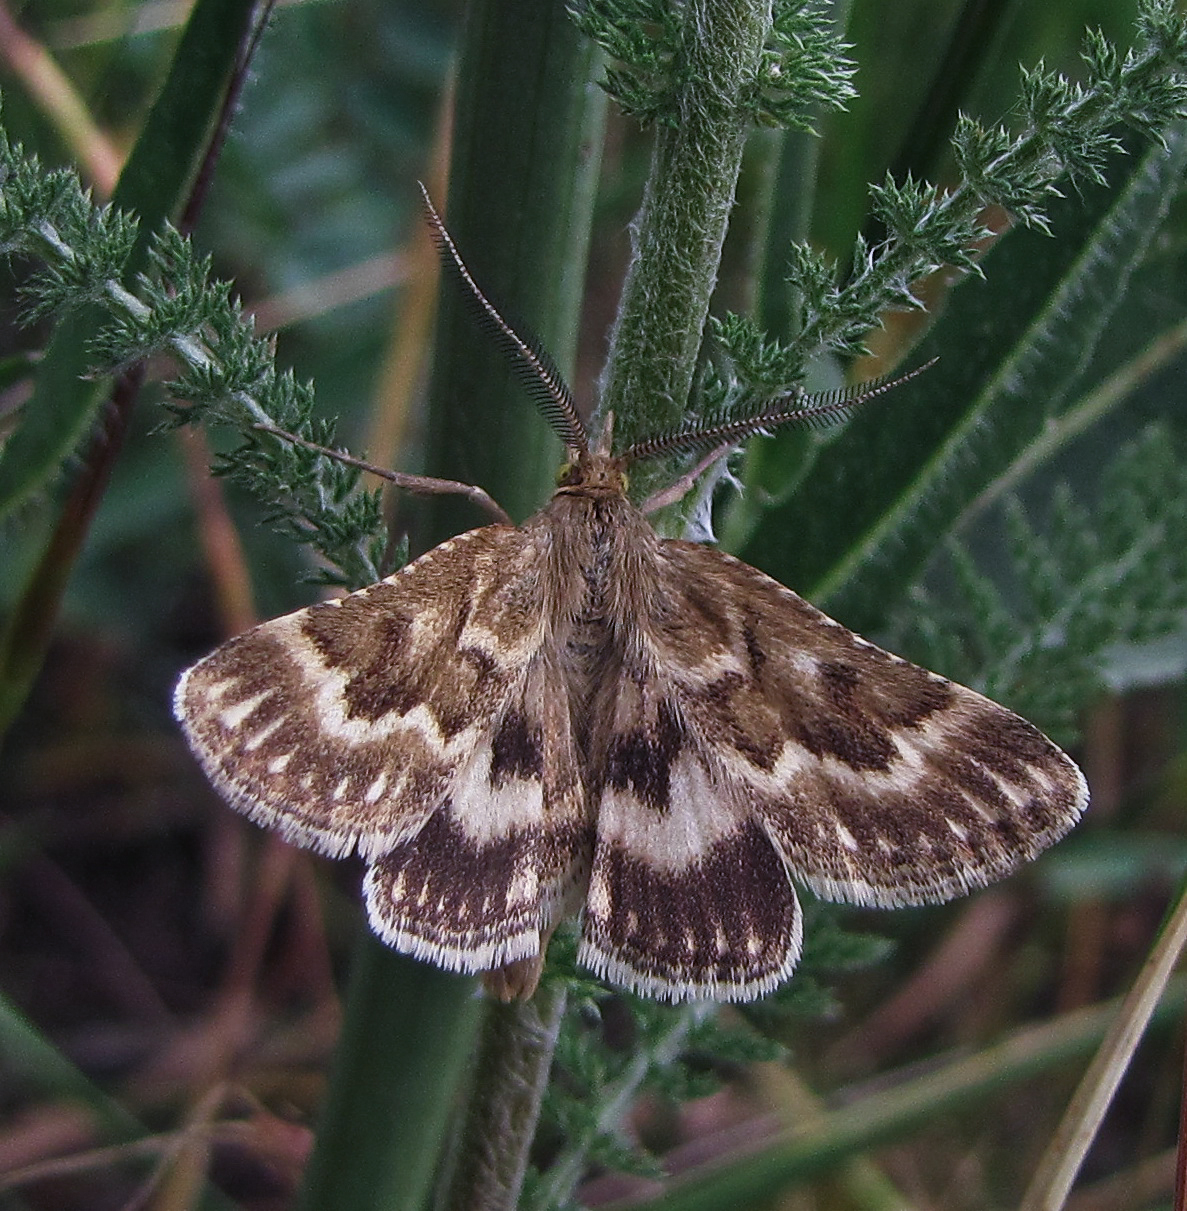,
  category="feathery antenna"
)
[418,183,588,455]
[621,358,938,464]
